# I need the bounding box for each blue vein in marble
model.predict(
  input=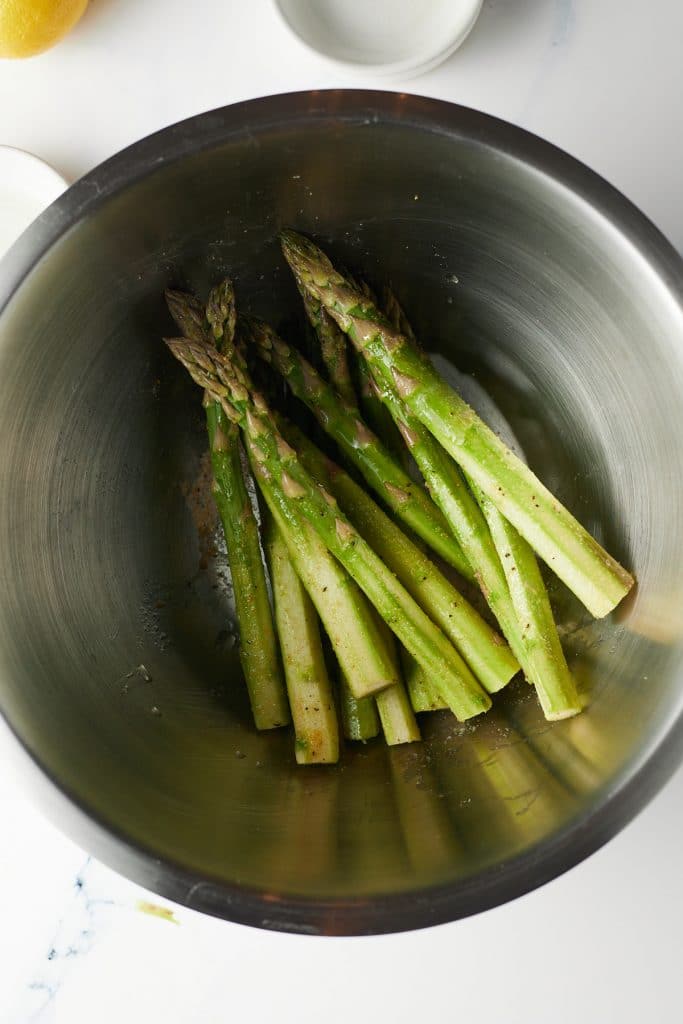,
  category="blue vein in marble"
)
[22,857,119,1021]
